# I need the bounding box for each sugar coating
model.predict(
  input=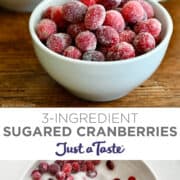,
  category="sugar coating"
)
[46,33,72,53]
[133,32,156,53]
[63,46,82,59]
[134,18,162,39]
[50,6,68,29]
[83,50,105,61]
[81,0,96,6]
[119,30,136,43]
[43,6,53,19]
[67,23,86,38]
[62,1,87,23]
[98,0,122,10]
[107,42,135,60]
[141,1,154,18]
[104,10,125,33]
[96,26,119,46]
[36,19,57,41]
[75,31,97,51]
[121,1,146,24]
[85,4,106,30]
